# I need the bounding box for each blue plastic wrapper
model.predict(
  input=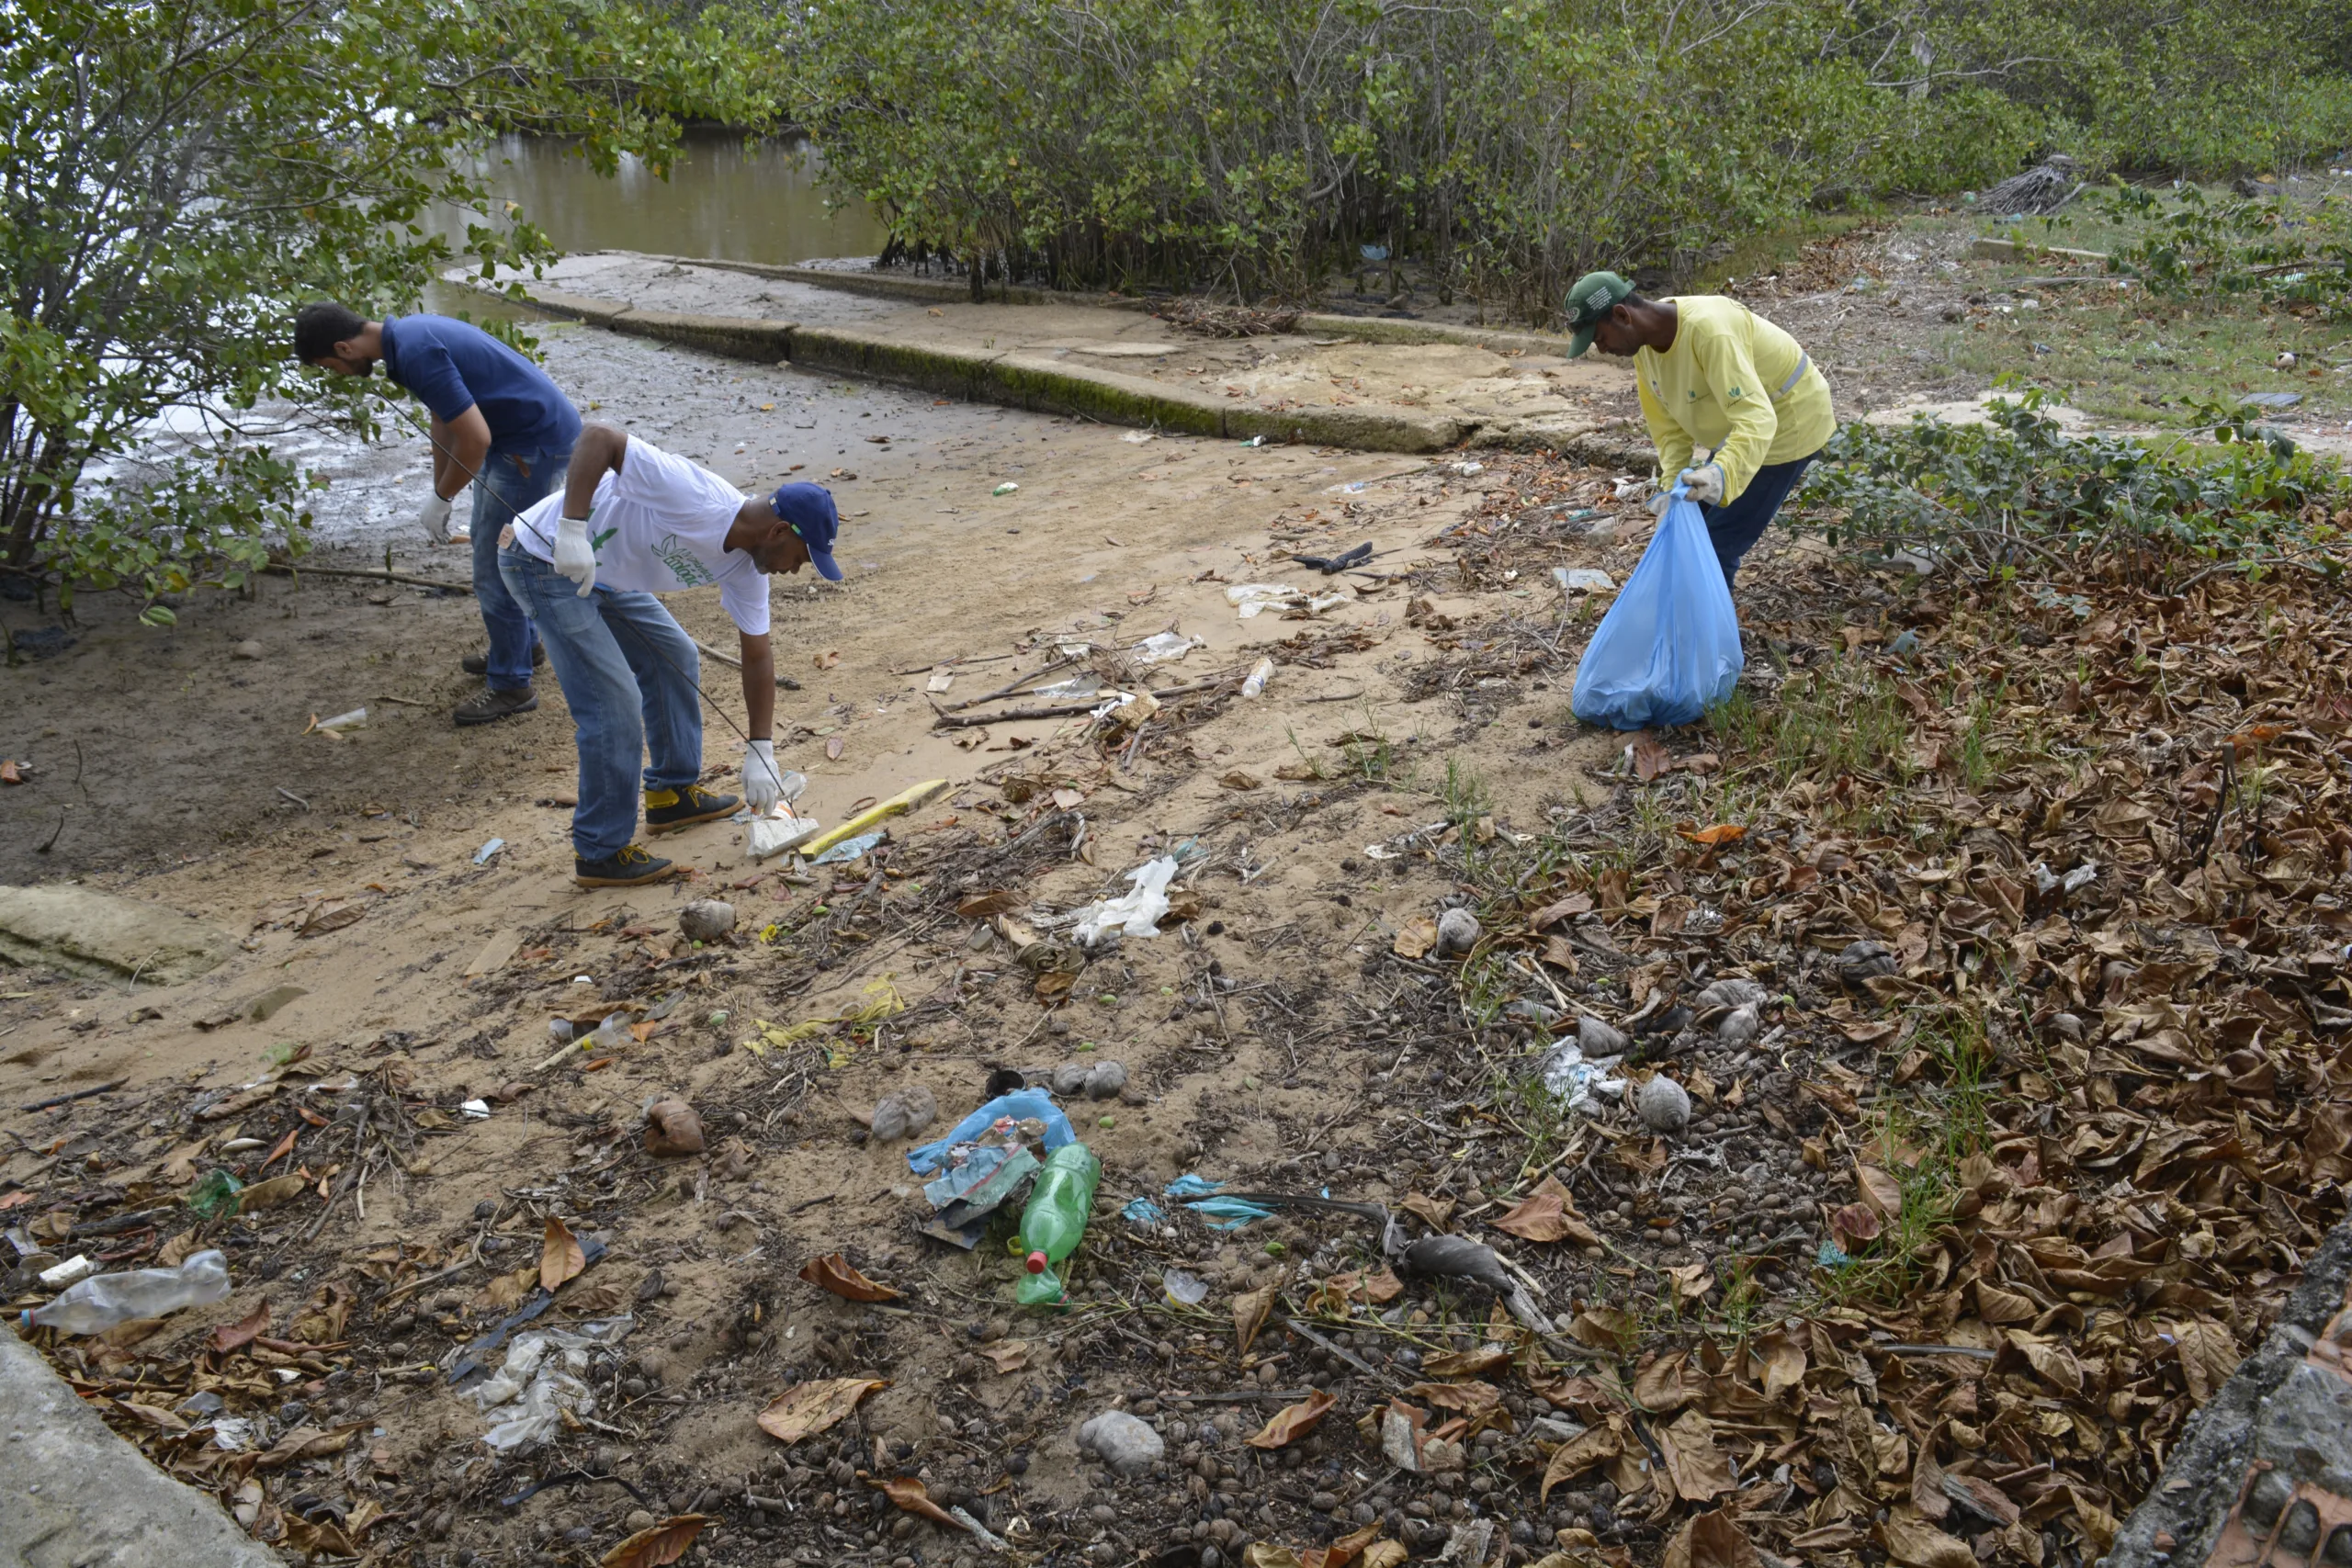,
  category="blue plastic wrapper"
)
[906,1088,1075,1176]
[1122,1196,1167,1224]
[1164,1173,1272,1229]
[1569,485,1744,729]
